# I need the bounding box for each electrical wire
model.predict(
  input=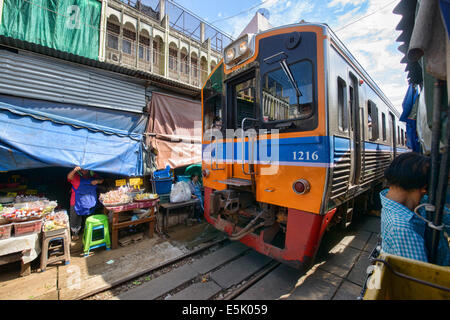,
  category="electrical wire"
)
[210,0,273,24]
[335,0,398,32]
